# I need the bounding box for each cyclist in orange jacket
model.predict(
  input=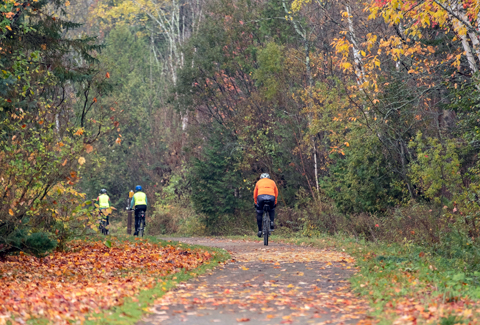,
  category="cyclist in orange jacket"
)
[254,173,278,237]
